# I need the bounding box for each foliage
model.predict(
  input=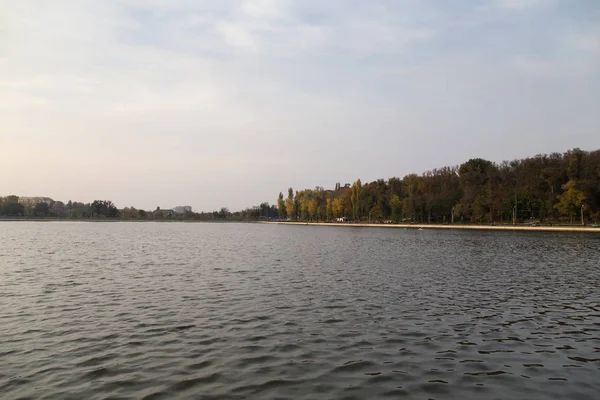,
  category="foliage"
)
[351,179,362,220]
[554,180,586,221]
[332,198,343,218]
[285,188,295,220]
[389,194,402,222]
[2,148,599,224]
[275,148,600,224]
[326,198,333,221]
[277,192,286,219]
[91,200,119,218]
[0,195,25,216]
[33,202,50,216]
